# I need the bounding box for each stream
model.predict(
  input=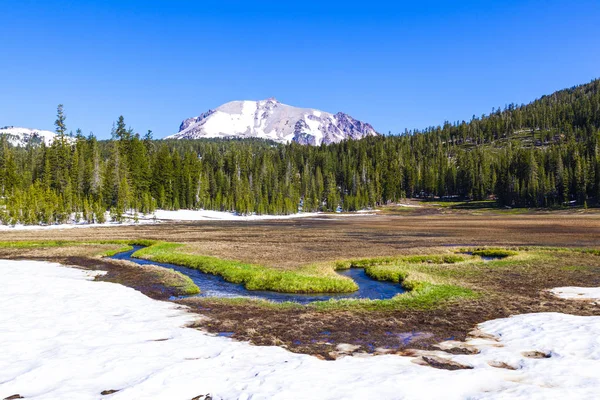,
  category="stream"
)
[110,246,406,304]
